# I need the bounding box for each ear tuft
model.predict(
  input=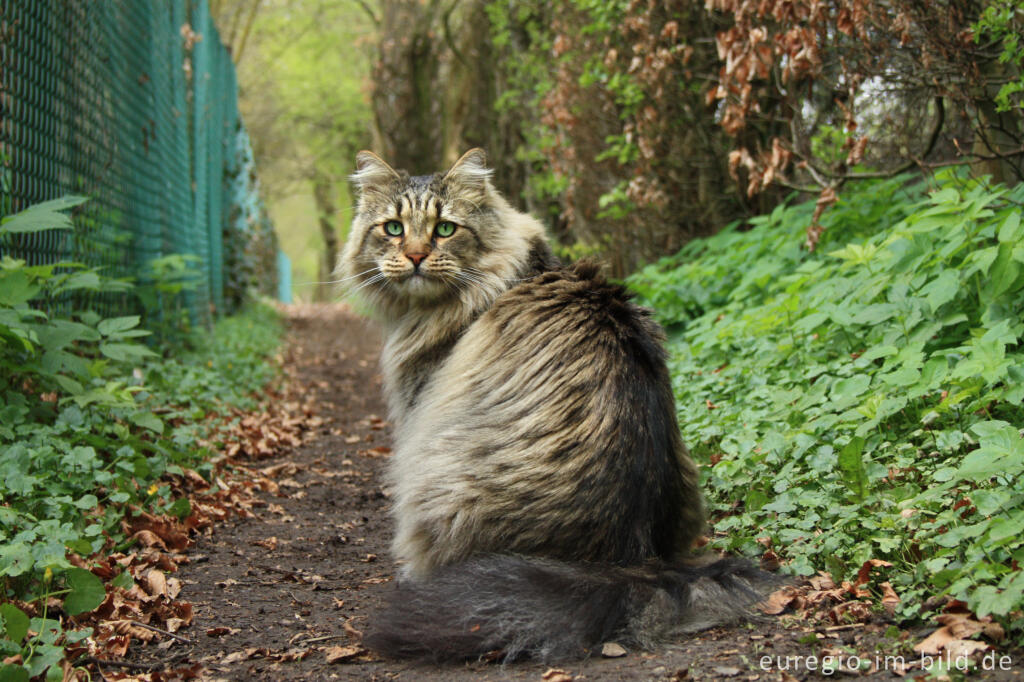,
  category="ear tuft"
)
[443,148,492,189]
[351,151,401,188]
